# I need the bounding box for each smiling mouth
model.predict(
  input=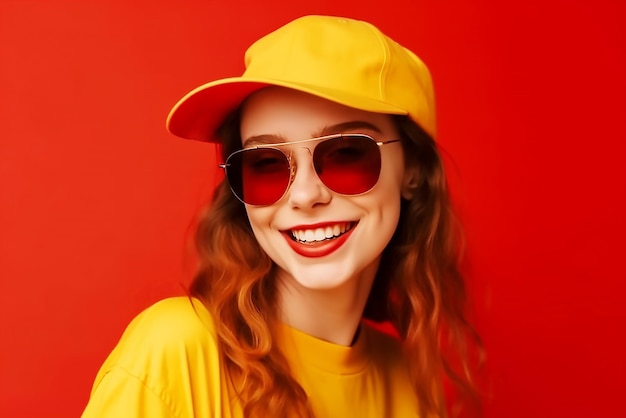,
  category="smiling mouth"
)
[290,222,355,244]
